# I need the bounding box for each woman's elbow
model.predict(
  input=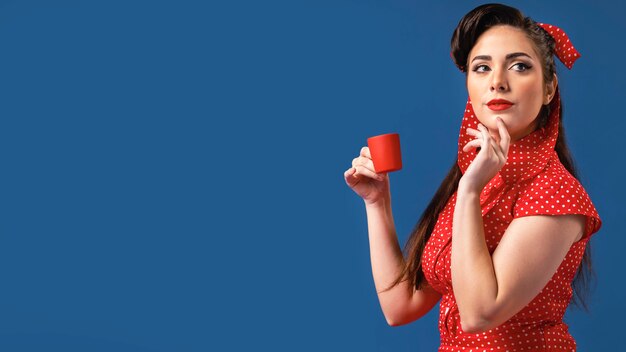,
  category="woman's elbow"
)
[460,316,492,334]
[385,312,422,327]
[387,317,400,327]
[385,315,408,327]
